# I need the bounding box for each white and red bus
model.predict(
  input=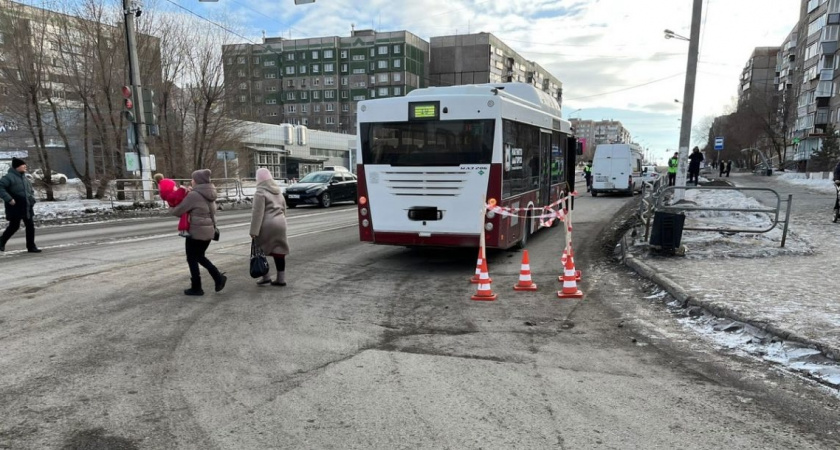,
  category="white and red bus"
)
[355,83,578,249]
